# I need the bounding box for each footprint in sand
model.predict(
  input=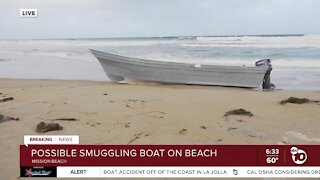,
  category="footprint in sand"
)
[124,98,161,108]
[136,111,166,119]
[127,132,144,145]
[179,128,187,135]
[125,123,131,128]
[227,127,237,131]
[125,99,146,108]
